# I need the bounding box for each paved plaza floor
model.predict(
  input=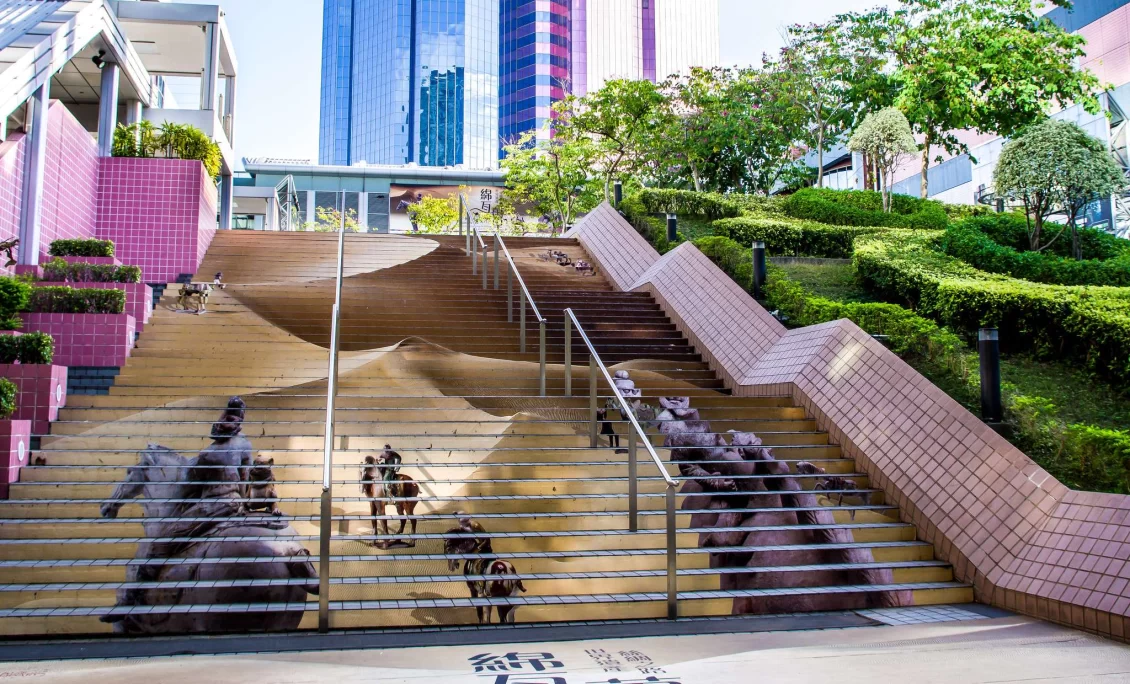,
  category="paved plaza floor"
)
[3,612,1130,683]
